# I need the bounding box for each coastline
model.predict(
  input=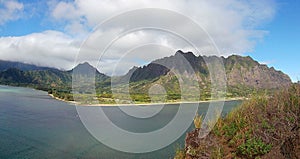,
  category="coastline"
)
[0,84,245,106]
[48,93,245,106]
[48,94,78,105]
